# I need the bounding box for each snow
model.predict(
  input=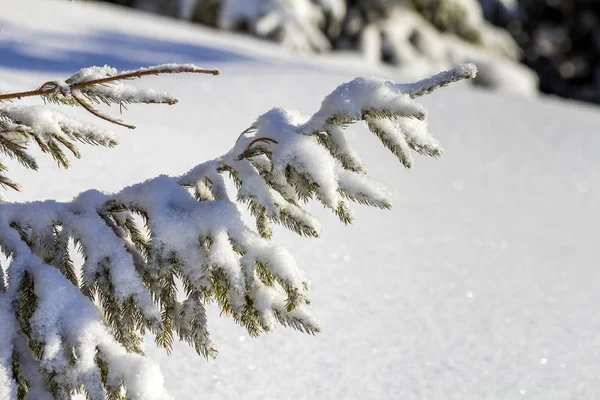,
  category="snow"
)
[0,298,16,400]
[0,105,116,147]
[377,6,538,98]
[220,0,336,52]
[1,0,599,399]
